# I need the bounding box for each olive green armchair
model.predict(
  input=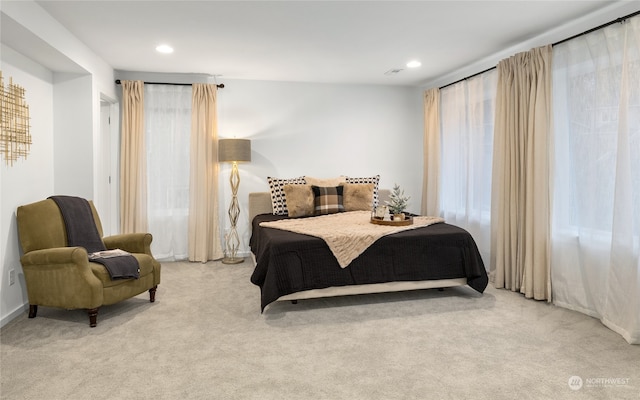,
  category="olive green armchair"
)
[16,198,161,327]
